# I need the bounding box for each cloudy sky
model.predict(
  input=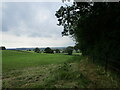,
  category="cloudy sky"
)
[1,2,75,48]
